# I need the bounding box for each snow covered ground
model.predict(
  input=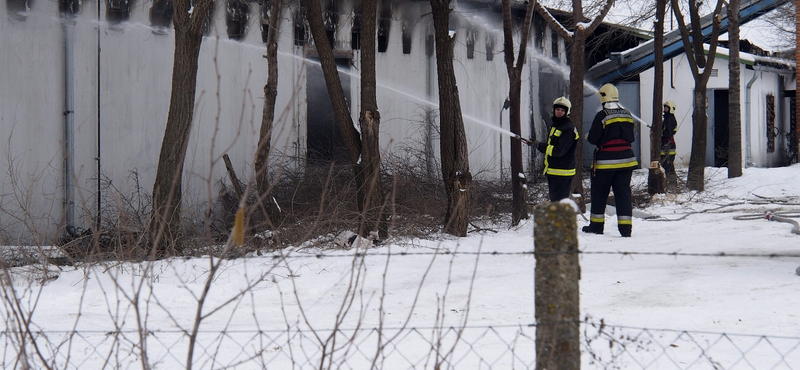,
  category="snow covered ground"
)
[2,165,800,369]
